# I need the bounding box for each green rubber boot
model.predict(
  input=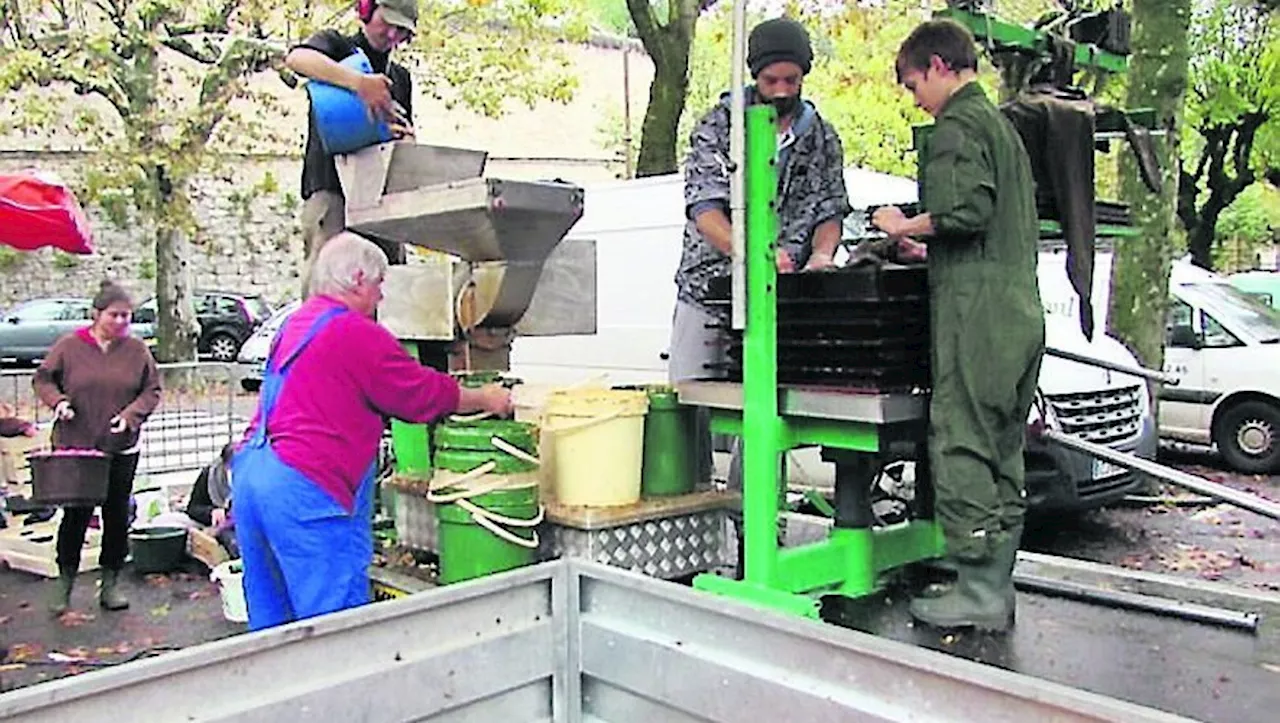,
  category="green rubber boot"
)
[909,529,1020,632]
[99,569,130,611]
[48,566,76,616]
